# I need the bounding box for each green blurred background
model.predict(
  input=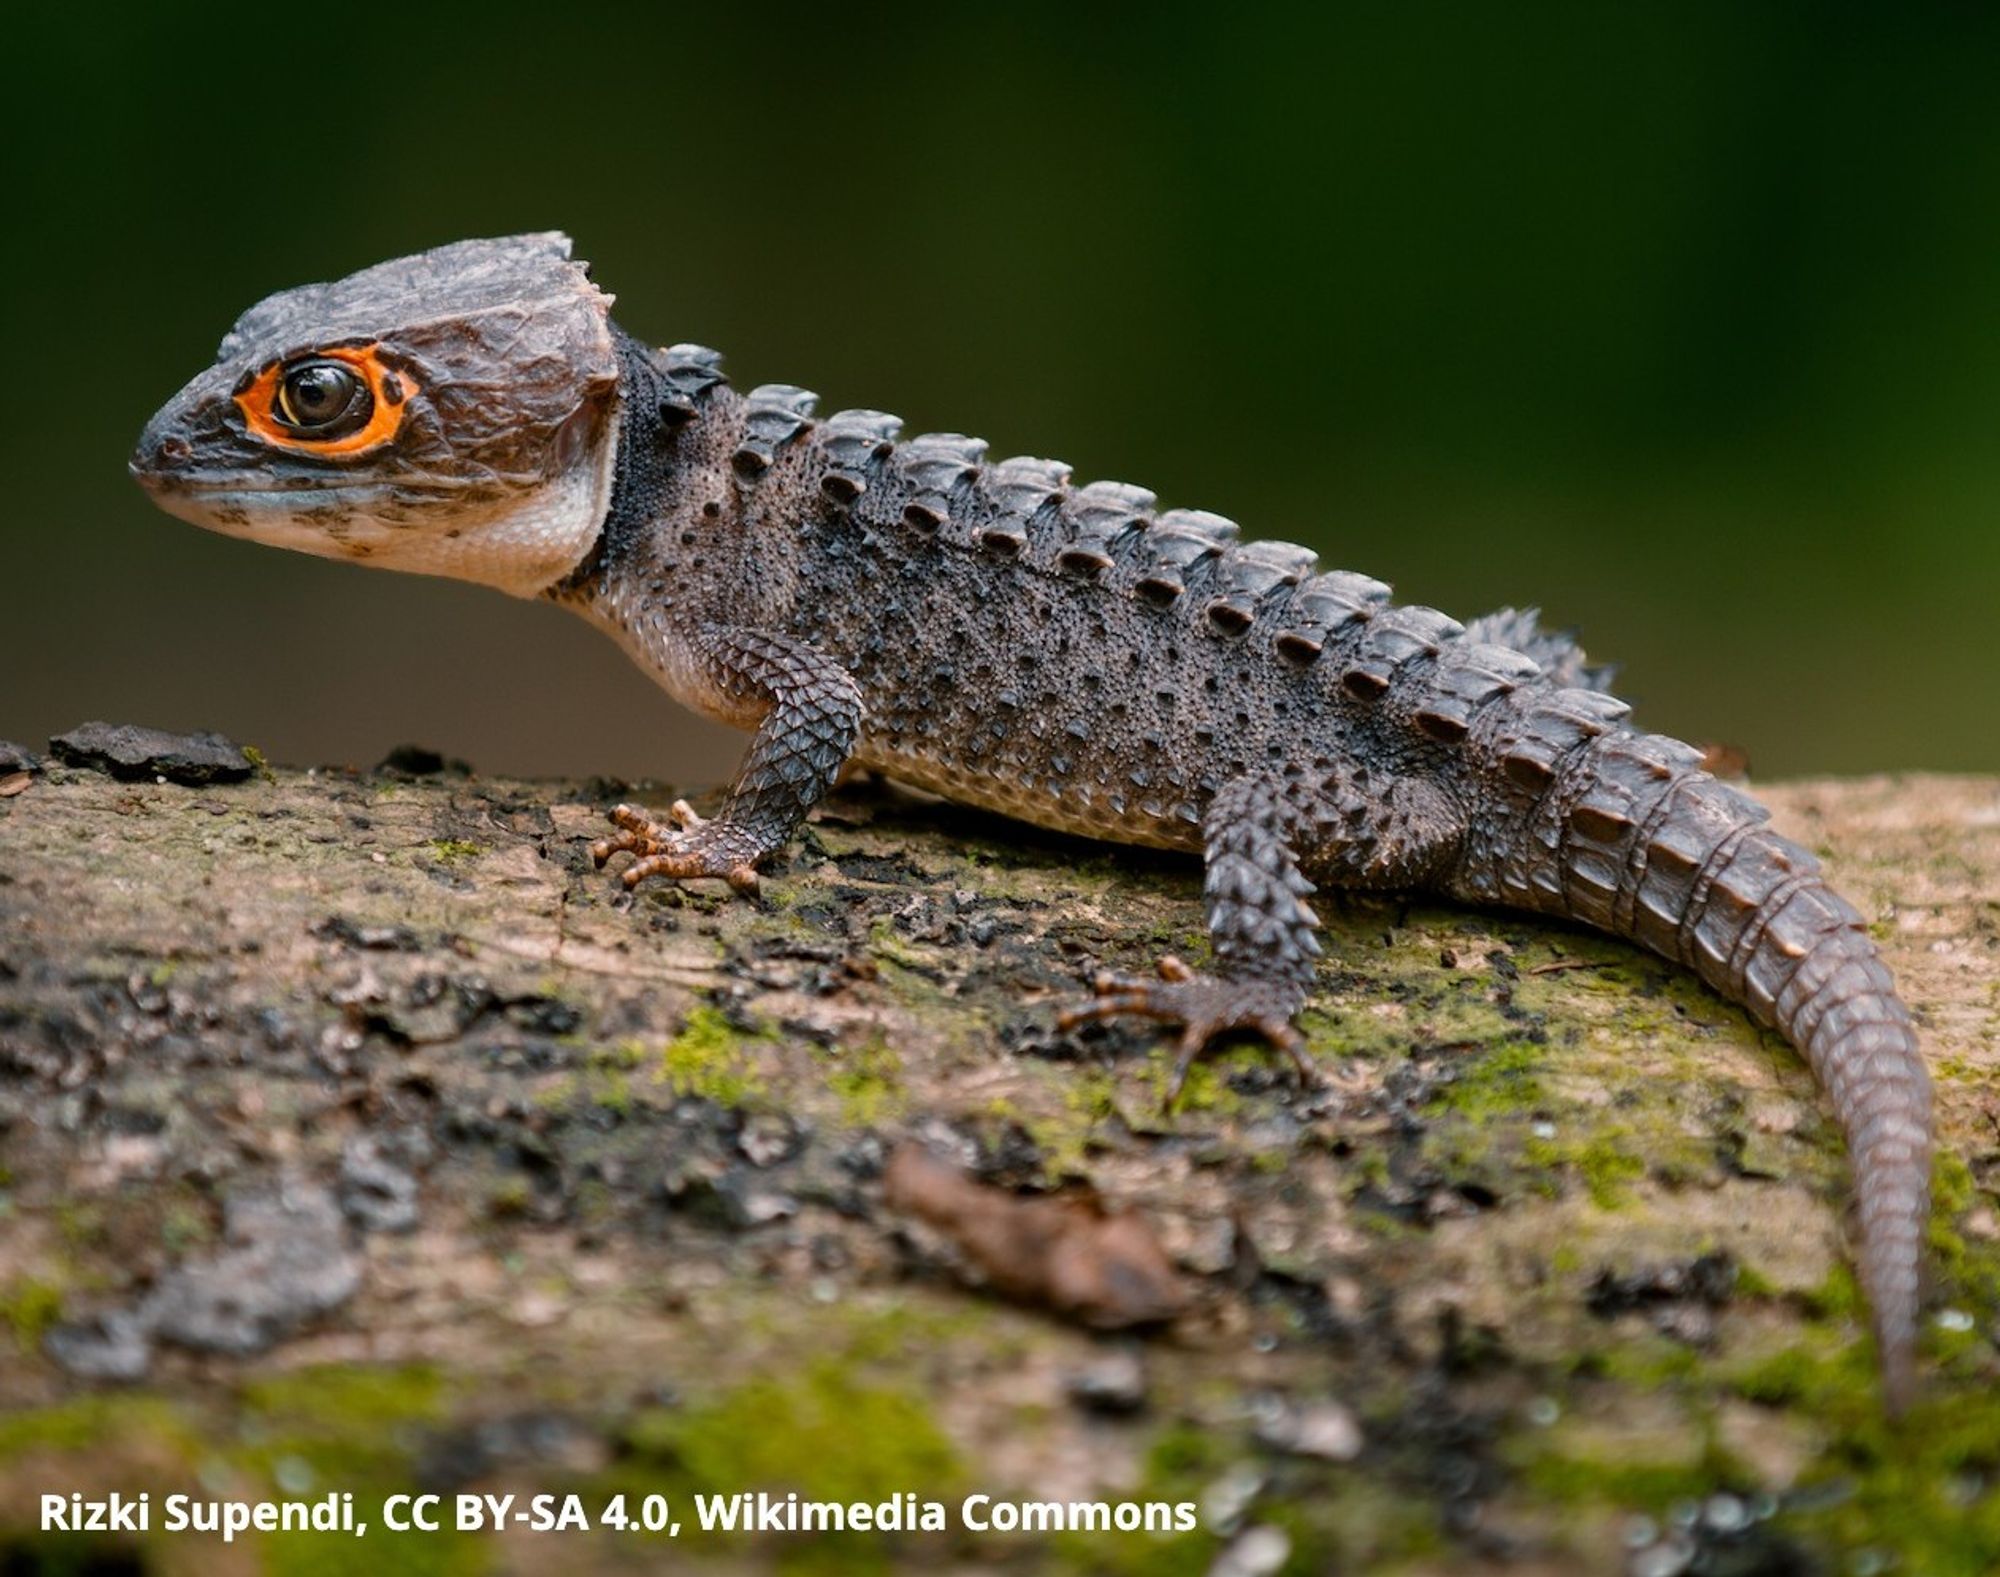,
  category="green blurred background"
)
[4,2,1996,783]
